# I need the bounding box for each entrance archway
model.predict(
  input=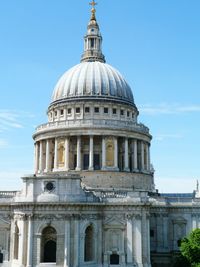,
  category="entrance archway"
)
[41,226,57,263]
